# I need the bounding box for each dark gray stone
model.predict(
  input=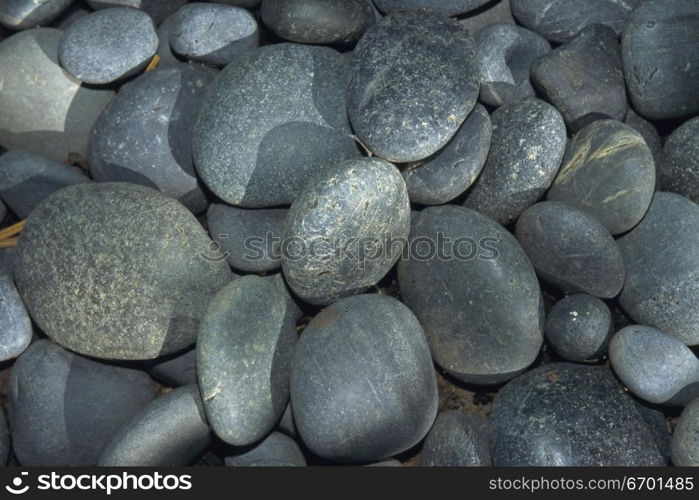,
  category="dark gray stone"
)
[398,205,543,385]
[0,29,114,162]
[54,5,90,30]
[661,117,699,203]
[261,0,375,45]
[86,0,187,25]
[624,108,663,167]
[291,294,437,462]
[475,23,550,107]
[155,13,181,67]
[459,0,515,34]
[0,200,5,222]
[609,325,699,406]
[0,272,32,362]
[546,120,655,235]
[366,459,401,466]
[0,247,15,277]
[211,0,261,7]
[0,150,90,219]
[511,0,639,43]
[225,432,306,467]
[617,193,699,346]
[88,64,215,214]
[148,348,197,387]
[194,43,360,207]
[403,104,491,205]
[419,411,491,467]
[462,98,566,225]
[58,8,158,84]
[0,410,8,466]
[8,340,157,466]
[170,3,259,66]
[671,398,699,466]
[347,12,480,162]
[531,24,626,131]
[282,158,410,306]
[516,201,625,298]
[545,294,612,362]
[277,403,297,438]
[264,272,304,323]
[15,183,232,360]
[98,385,210,466]
[622,0,699,120]
[0,0,73,30]
[490,363,665,466]
[207,204,286,273]
[374,0,492,16]
[198,276,297,446]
